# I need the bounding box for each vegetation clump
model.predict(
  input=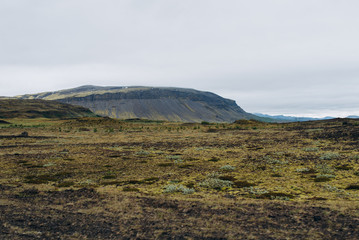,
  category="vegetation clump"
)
[219,165,236,171]
[266,158,288,165]
[316,164,335,174]
[303,147,319,152]
[296,168,311,173]
[320,152,340,160]
[200,177,233,190]
[315,174,336,182]
[163,184,195,194]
